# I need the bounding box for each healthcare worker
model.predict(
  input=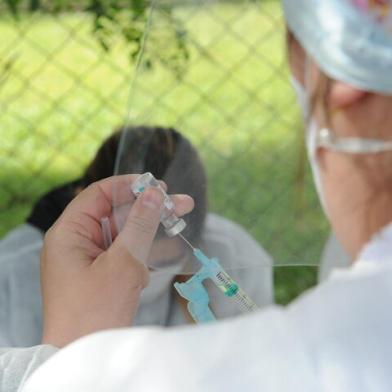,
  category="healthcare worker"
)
[12,0,392,390]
